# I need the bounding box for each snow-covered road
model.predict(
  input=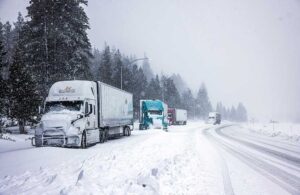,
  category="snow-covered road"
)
[0,122,299,195]
[204,125,300,195]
